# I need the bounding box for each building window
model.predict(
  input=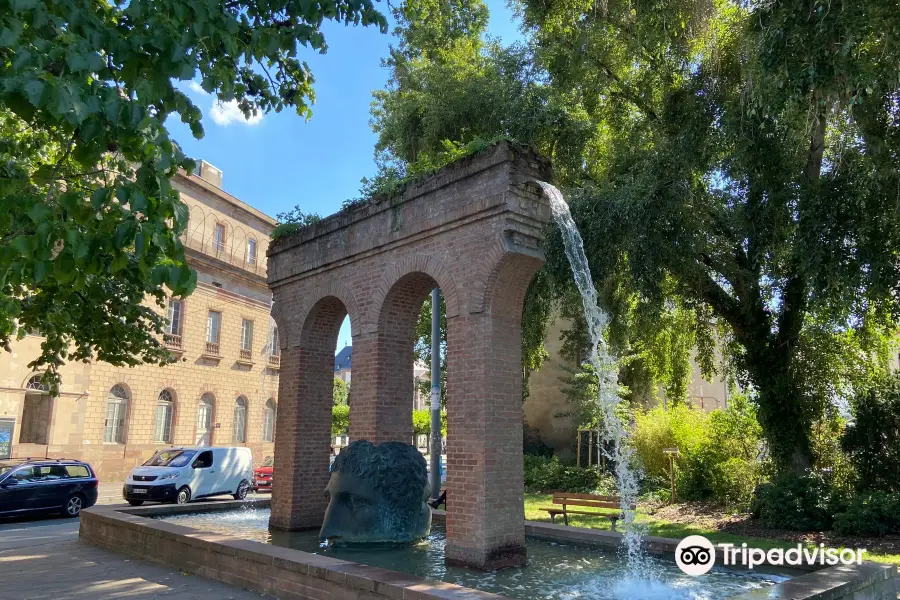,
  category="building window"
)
[105,385,129,444]
[263,399,276,442]
[247,238,257,265]
[206,310,221,355]
[214,223,226,251]
[197,393,214,446]
[241,319,254,352]
[233,396,248,443]
[166,299,183,335]
[155,390,175,443]
[25,375,48,392]
[269,325,280,357]
[165,299,184,348]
